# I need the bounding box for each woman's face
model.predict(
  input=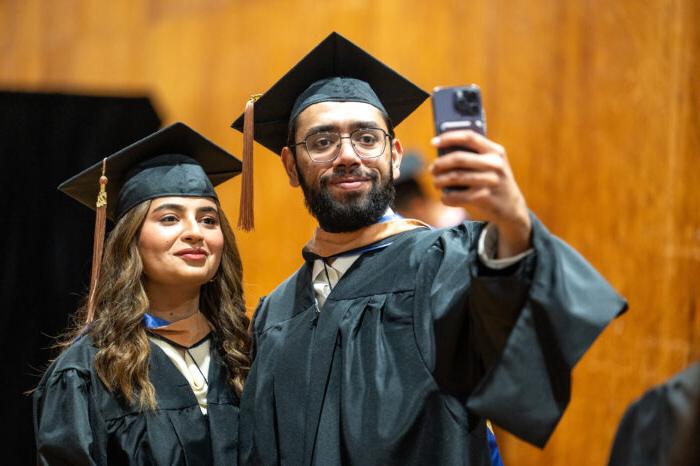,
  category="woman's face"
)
[138,196,224,289]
